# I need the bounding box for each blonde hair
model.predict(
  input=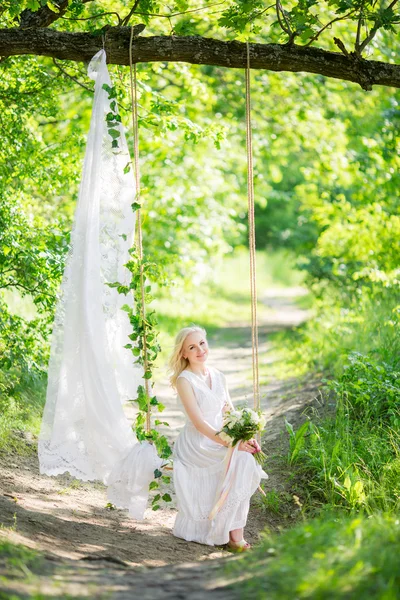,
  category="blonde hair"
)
[168,325,207,388]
